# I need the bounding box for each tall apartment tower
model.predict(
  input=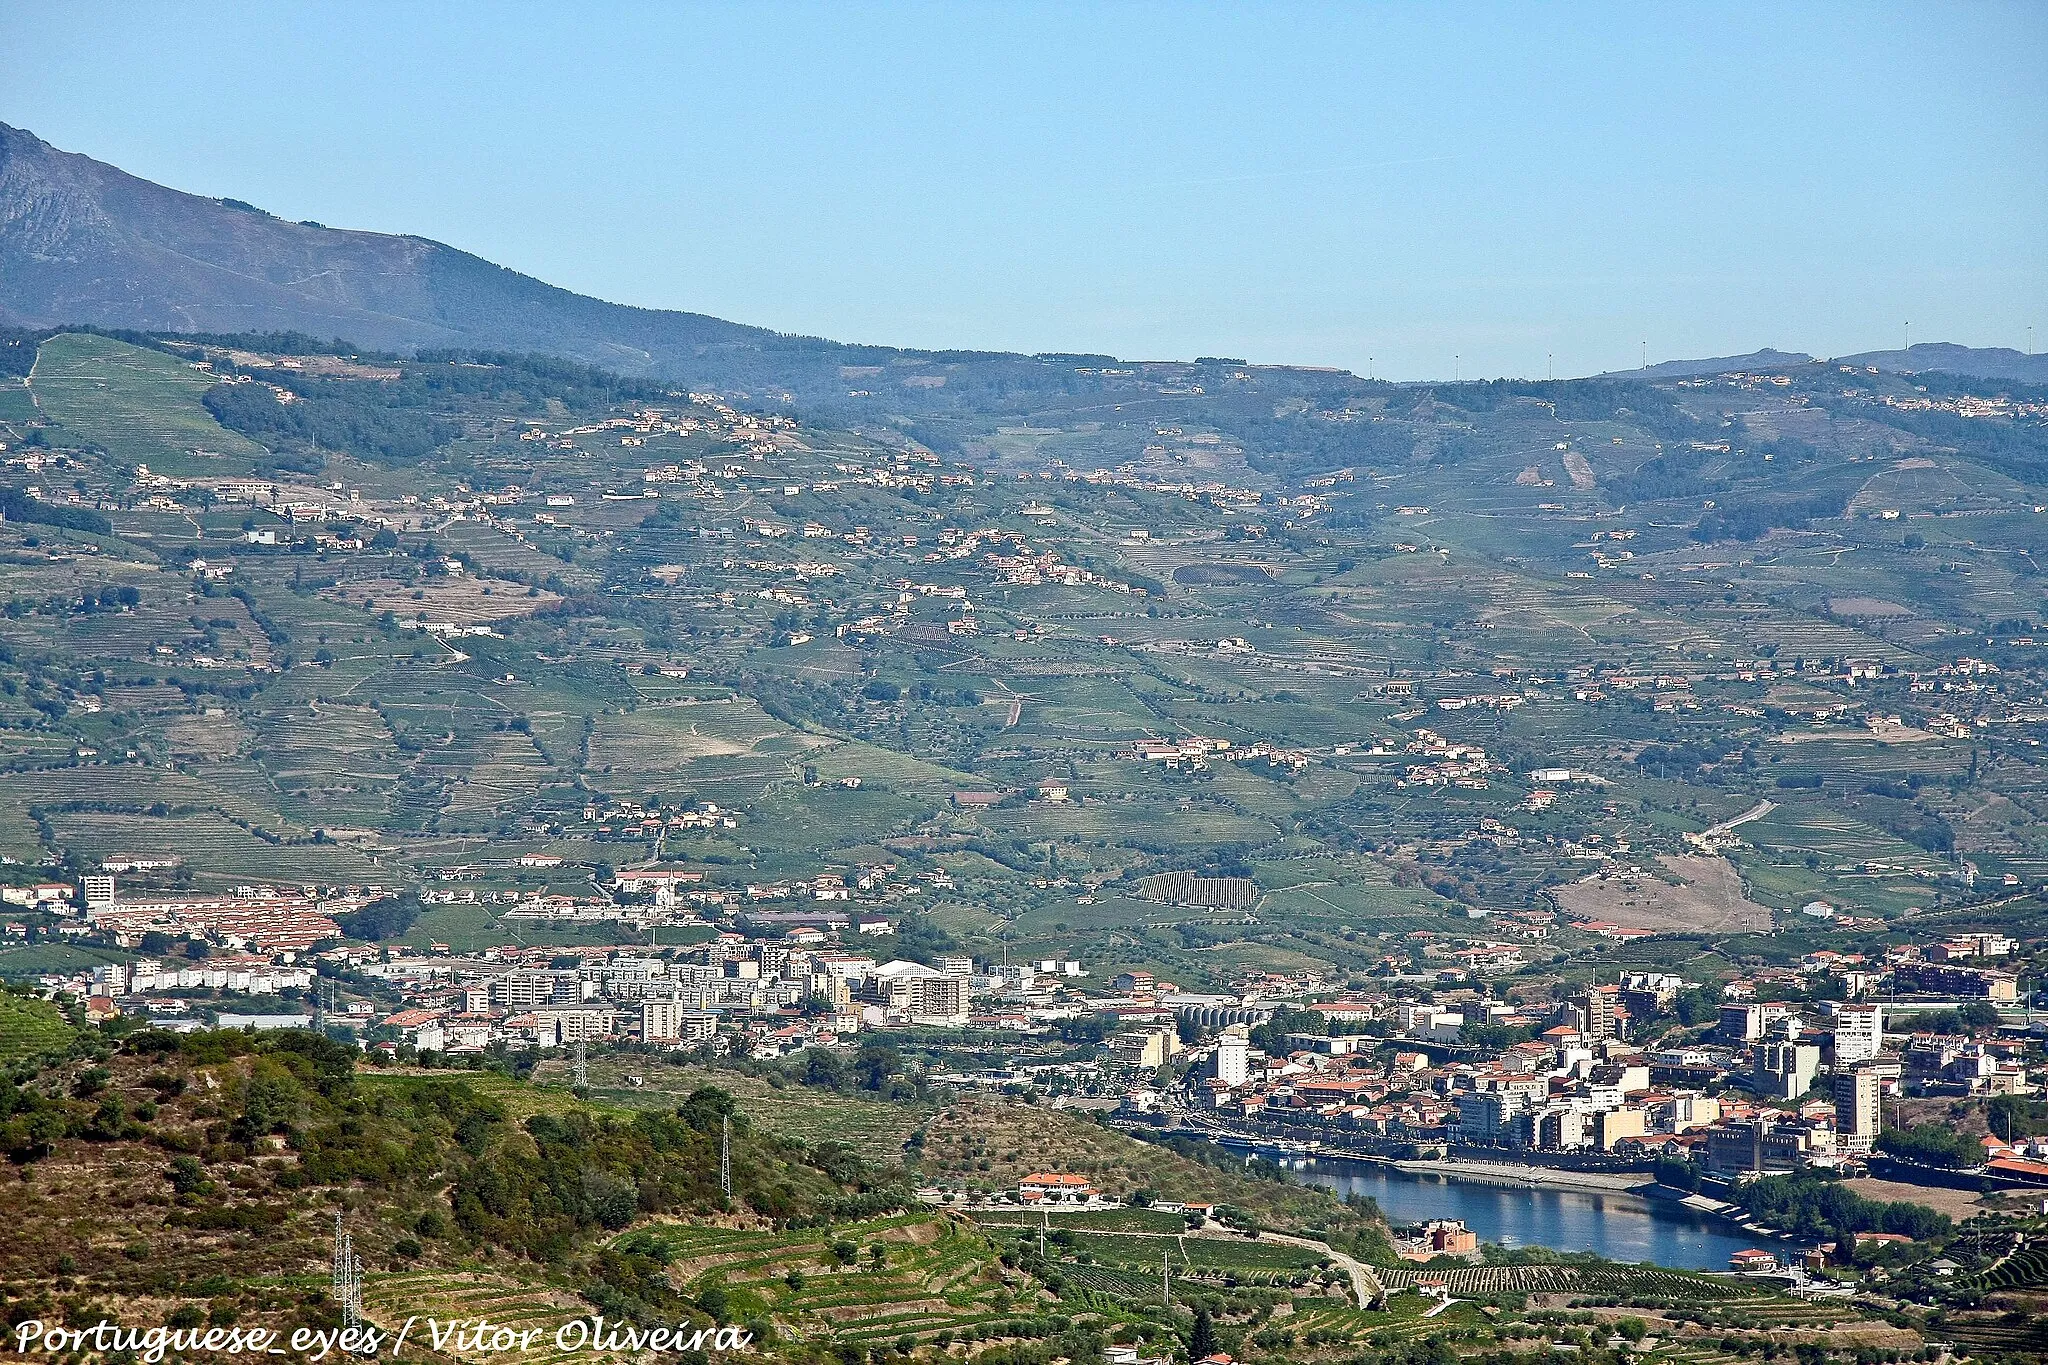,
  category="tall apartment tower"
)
[1214,1032,1249,1087]
[1832,1003,1884,1065]
[1575,985,1620,1040]
[1833,1069,1881,1152]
